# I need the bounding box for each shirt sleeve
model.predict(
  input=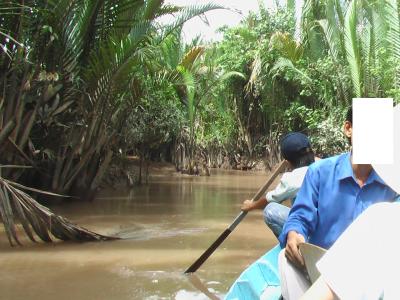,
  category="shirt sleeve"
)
[278,166,319,247]
[266,173,300,203]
